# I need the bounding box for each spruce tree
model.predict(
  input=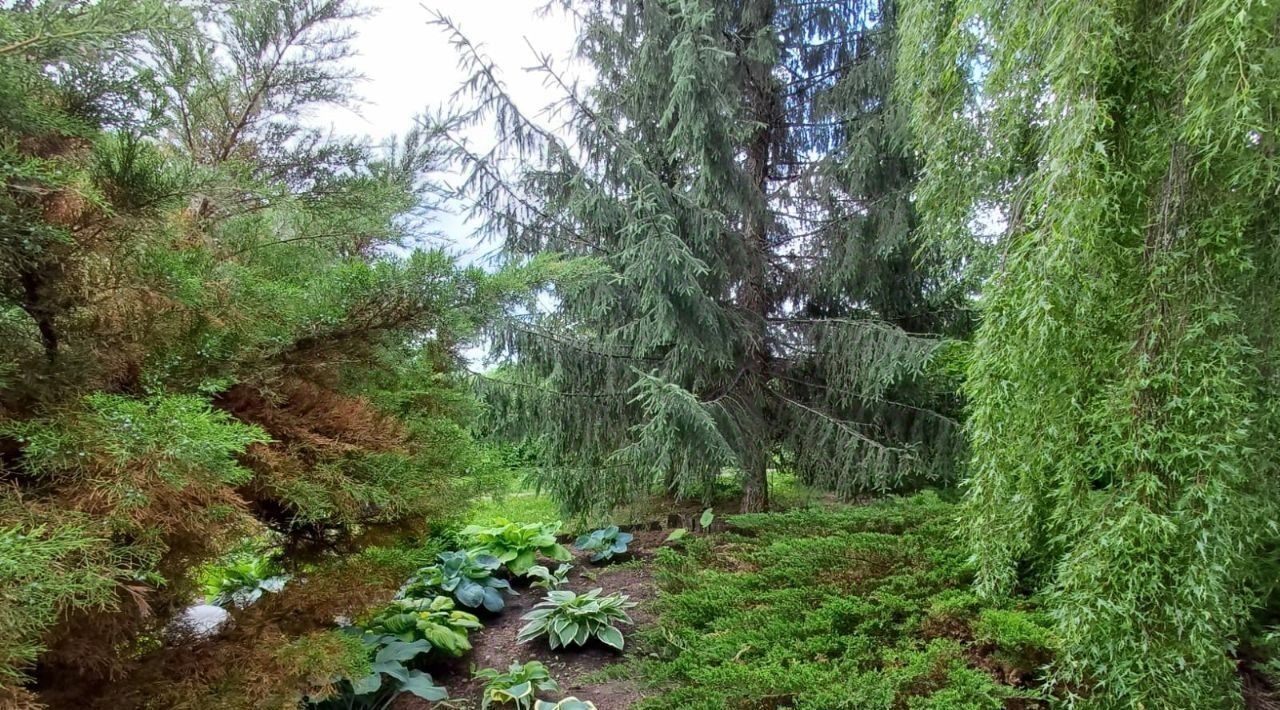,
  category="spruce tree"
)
[899,0,1280,704]
[445,0,967,515]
